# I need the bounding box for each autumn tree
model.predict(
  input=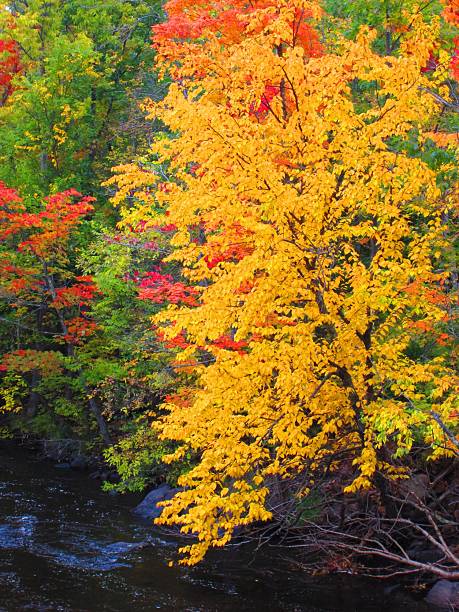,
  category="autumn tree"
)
[0,183,117,442]
[110,0,459,566]
[0,182,192,452]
